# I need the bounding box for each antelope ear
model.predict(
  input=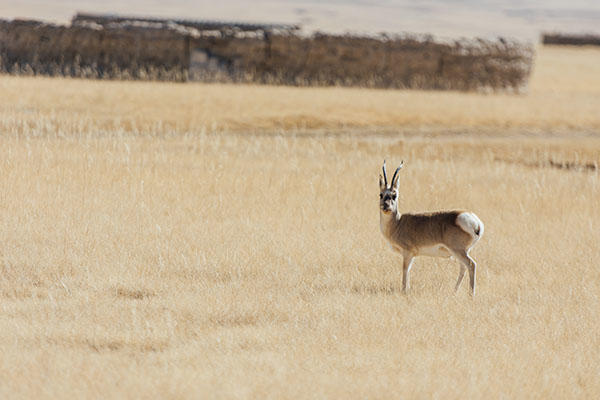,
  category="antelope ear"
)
[379,174,385,190]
